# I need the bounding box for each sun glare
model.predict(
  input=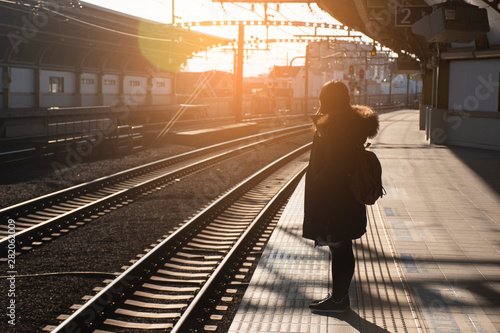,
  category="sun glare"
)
[83,0,348,76]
